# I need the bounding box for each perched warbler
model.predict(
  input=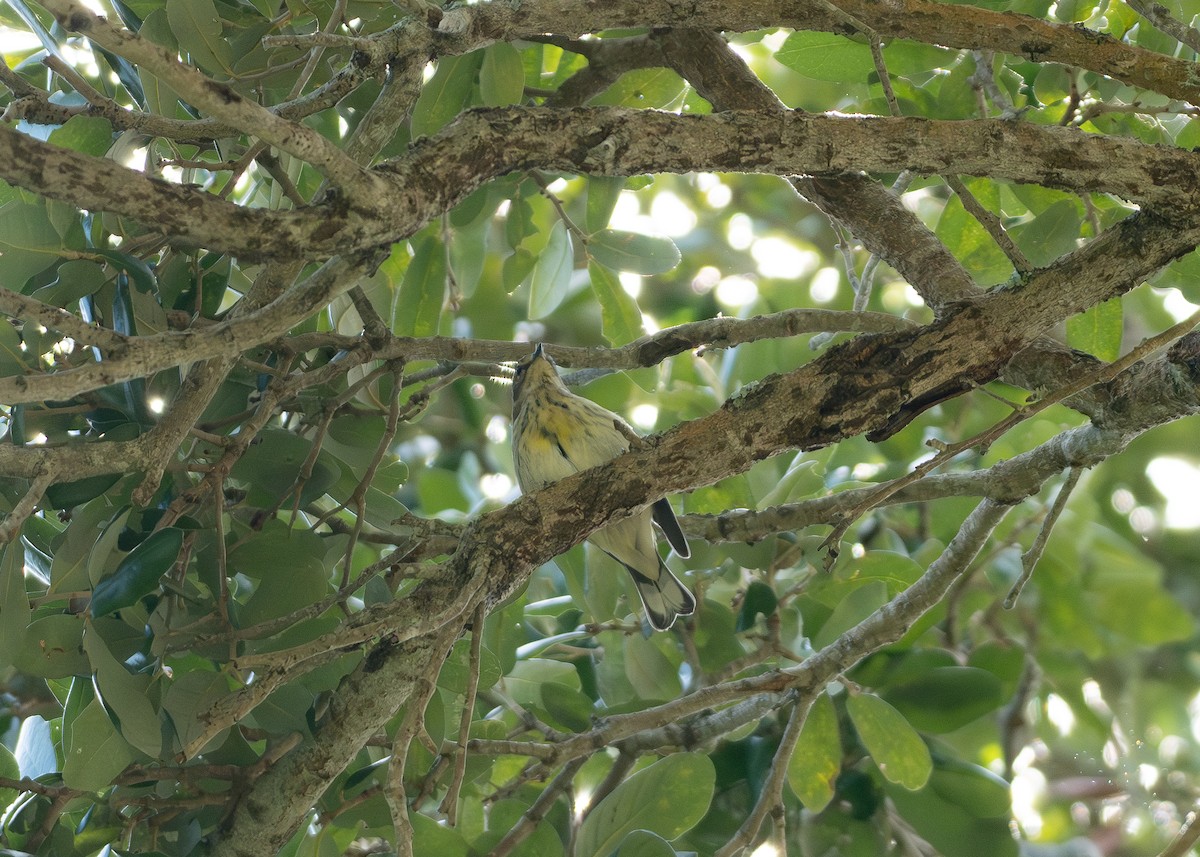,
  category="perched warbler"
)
[511,343,696,631]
